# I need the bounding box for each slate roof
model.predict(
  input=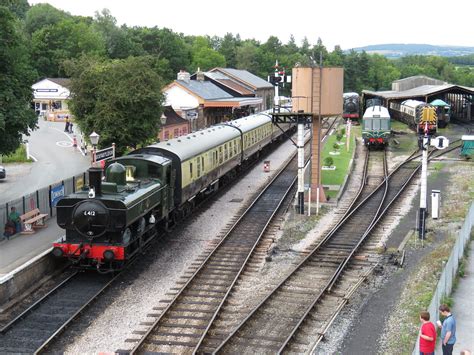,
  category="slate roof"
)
[177,79,233,100]
[204,72,254,95]
[47,78,71,89]
[211,68,273,90]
